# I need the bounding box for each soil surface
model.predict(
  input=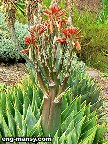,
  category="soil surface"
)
[0,63,28,86]
[86,67,108,102]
